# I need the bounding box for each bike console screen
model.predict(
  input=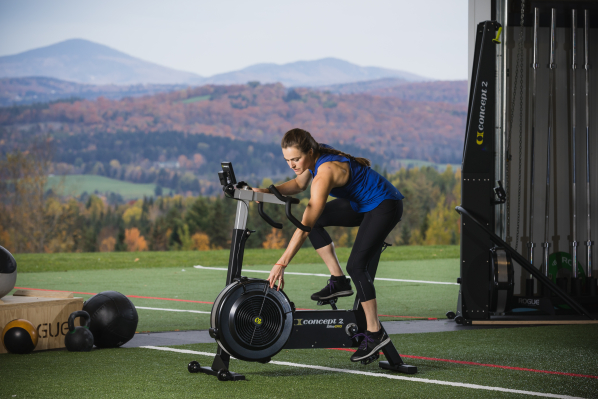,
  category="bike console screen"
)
[219,162,237,186]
